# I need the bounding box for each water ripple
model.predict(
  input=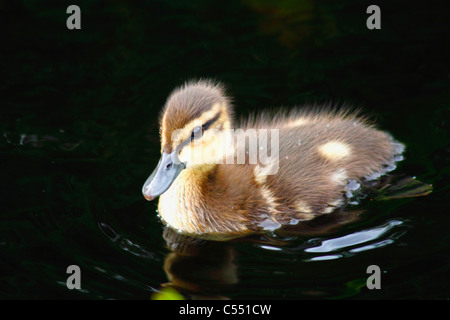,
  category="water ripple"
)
[304,219,406,261]
[98,222,157,260]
